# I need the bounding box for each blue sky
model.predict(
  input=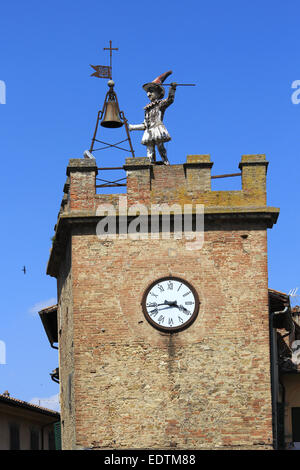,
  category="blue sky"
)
[0,0,300,410]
